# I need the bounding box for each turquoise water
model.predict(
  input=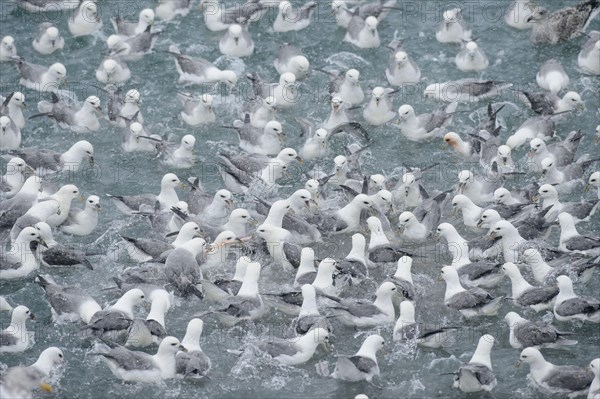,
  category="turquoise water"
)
[1,1,599,398]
